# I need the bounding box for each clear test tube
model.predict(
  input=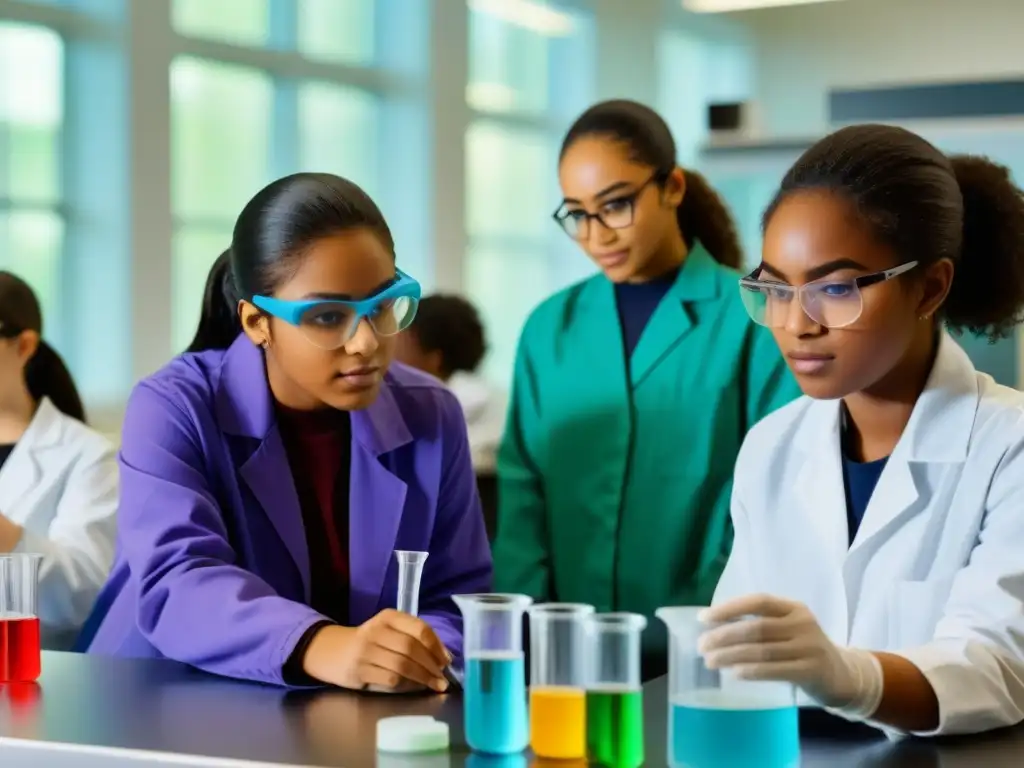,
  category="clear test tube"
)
[656,607,800,768]
[585,613,647,768]
[527,603,595,760]
[394,550,429,617]
[0,554,43,683]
